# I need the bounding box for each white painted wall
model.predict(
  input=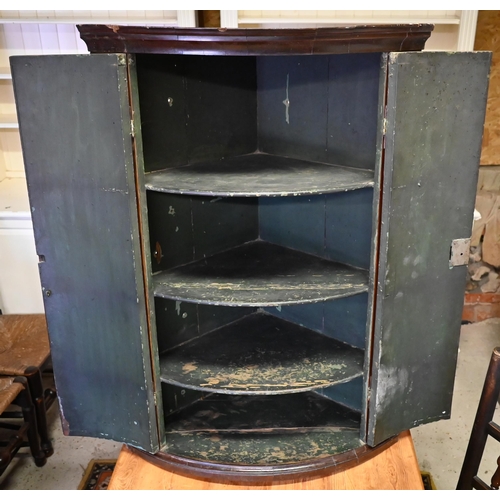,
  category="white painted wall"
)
[0,178,43,313]
[221,10,478,51]
[0,11,193,313]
